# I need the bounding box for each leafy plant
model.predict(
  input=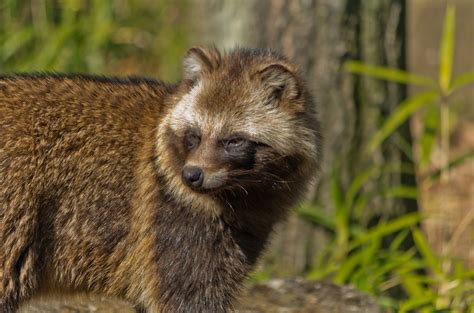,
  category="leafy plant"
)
[344,4,474,181]
[300,166,473,312]
[298,5,474,312]
[0,0,188,79]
